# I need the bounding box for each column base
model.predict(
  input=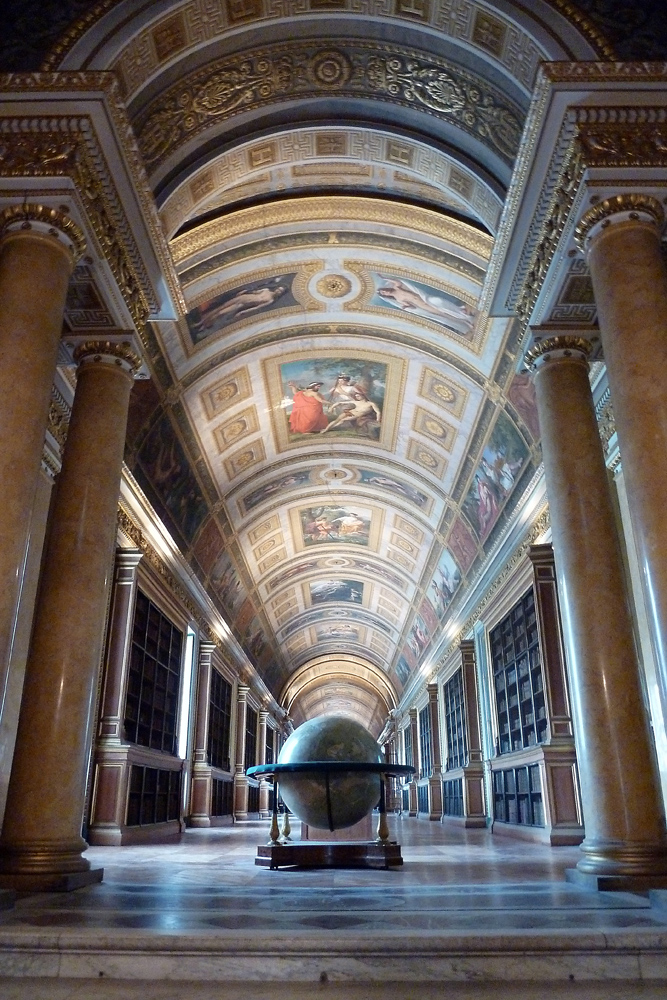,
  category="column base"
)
[0,867,103,892]
[188,816,211,828]
[566,868,667,893]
